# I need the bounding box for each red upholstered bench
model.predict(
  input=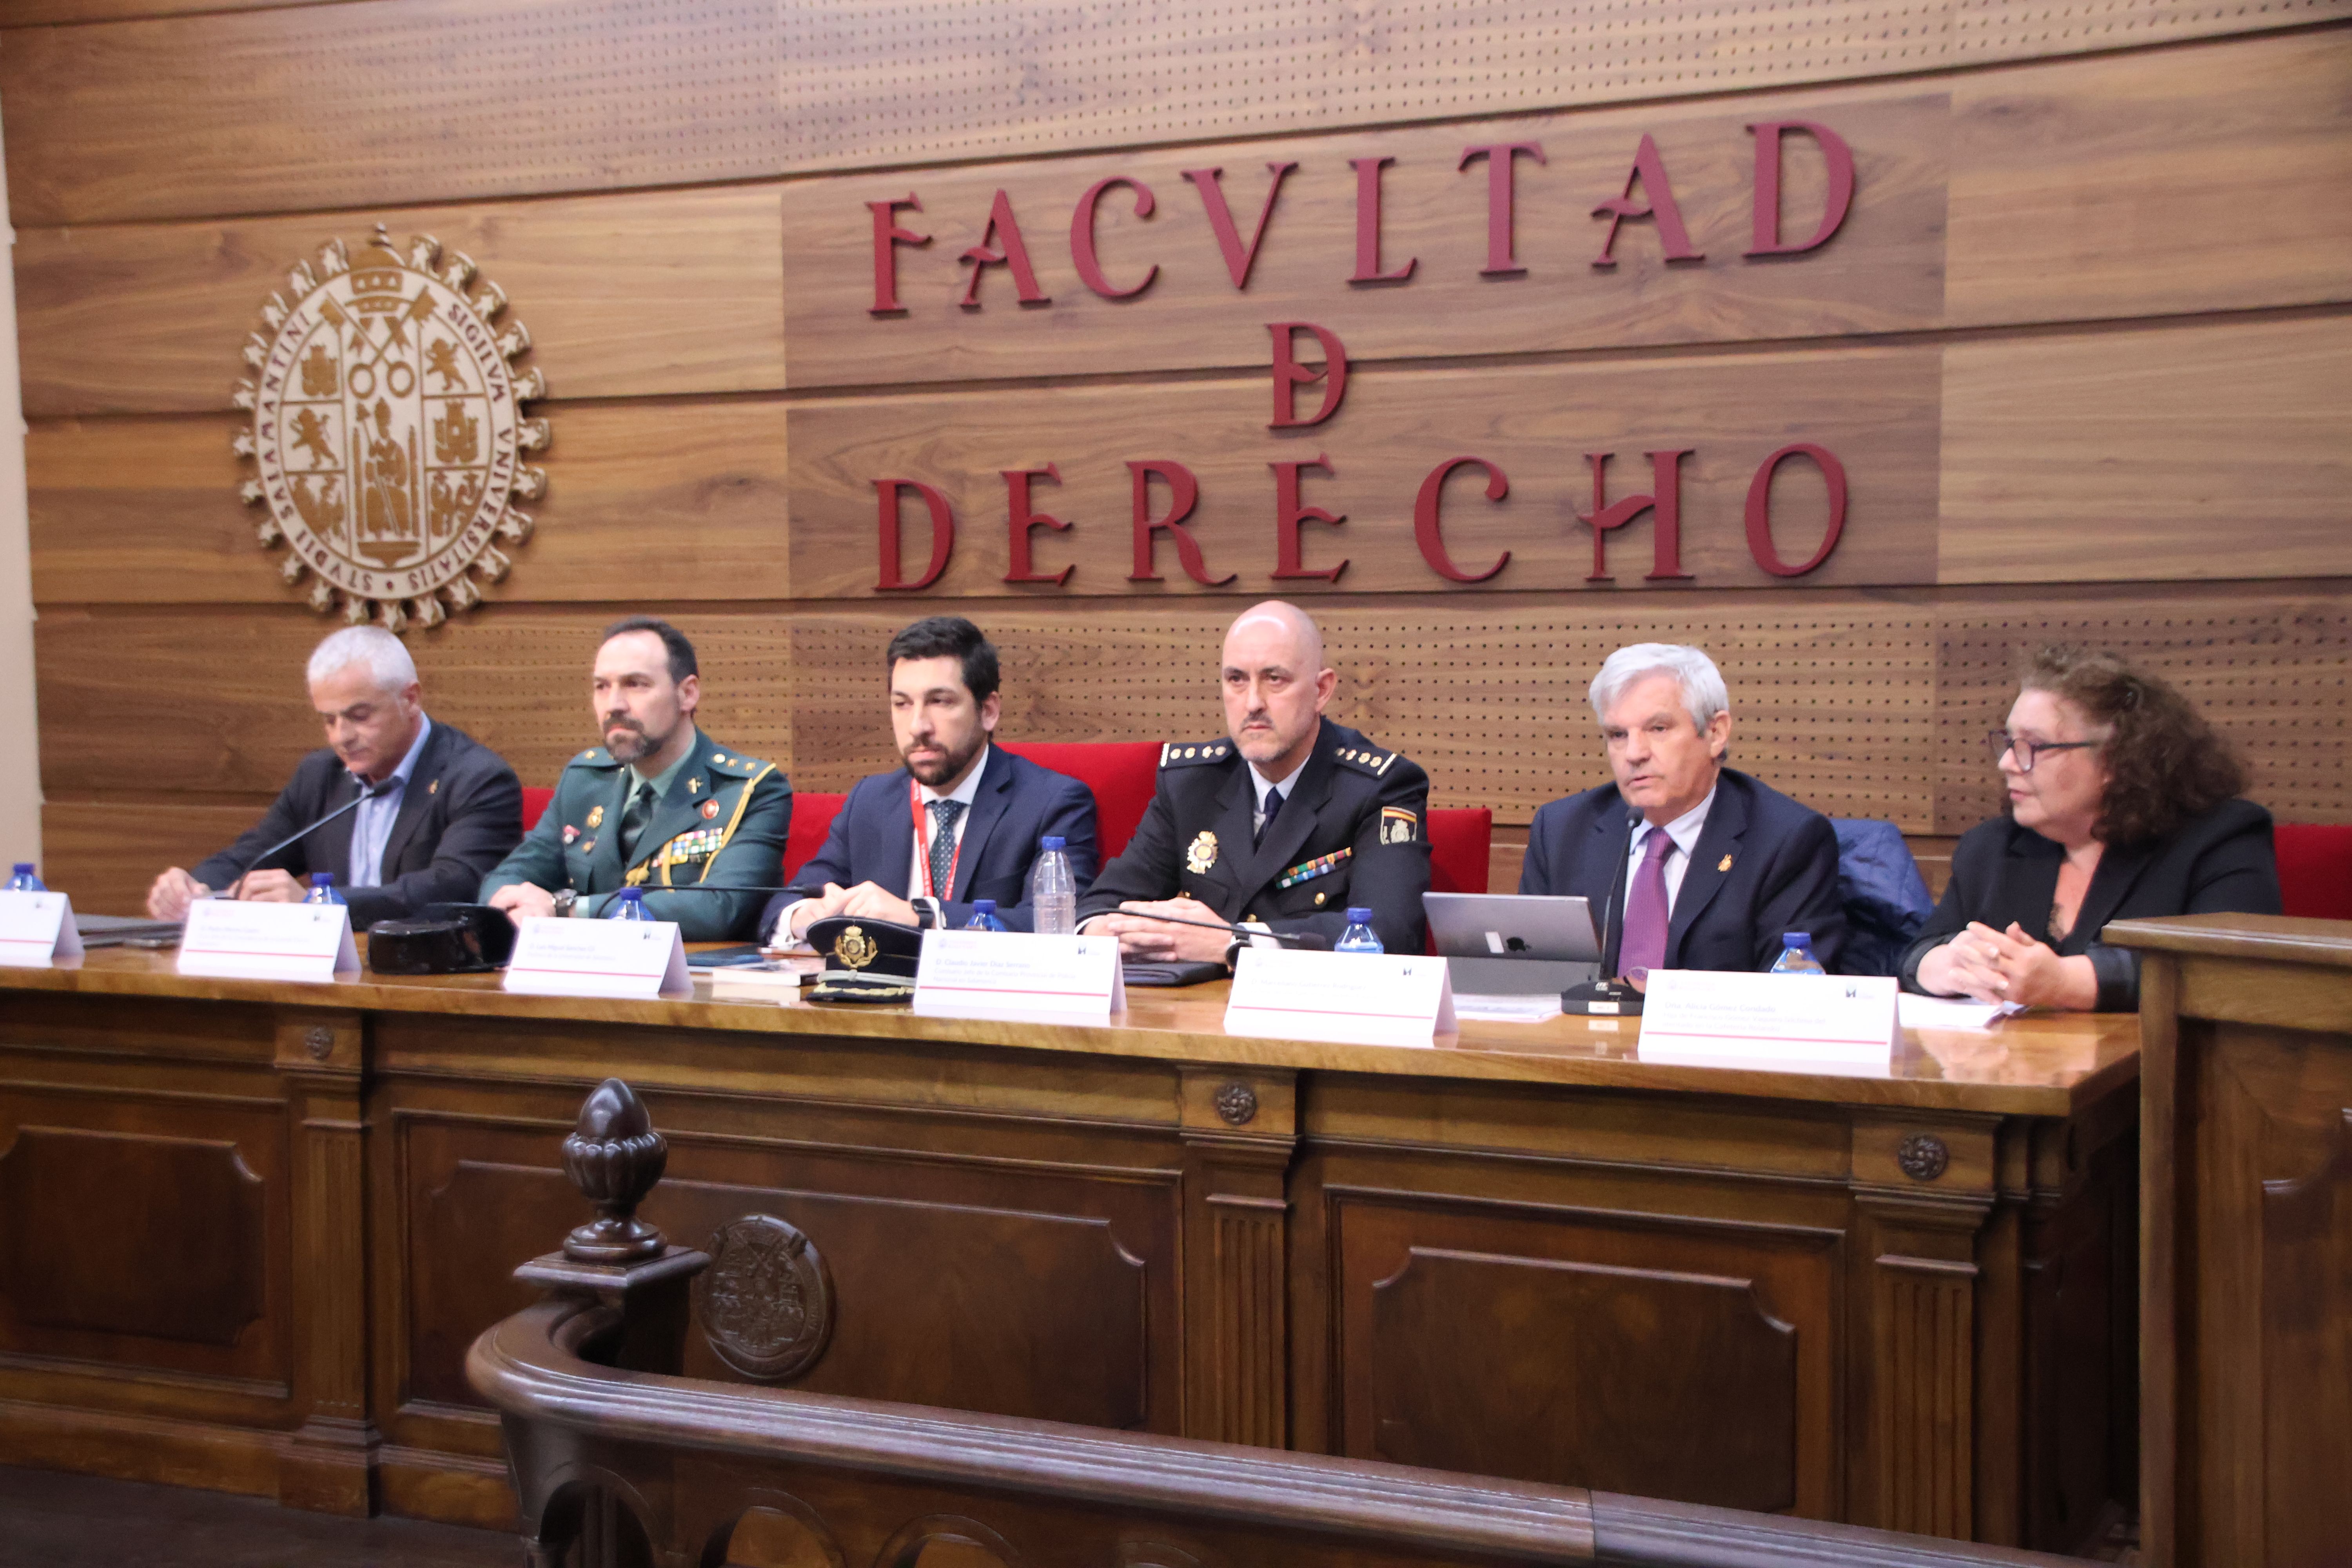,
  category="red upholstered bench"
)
[2276,823,2352,921]
[1426,807,1492,896]
[781,791,848,887]
[521,786,554,831]
[996,740,1163,860]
